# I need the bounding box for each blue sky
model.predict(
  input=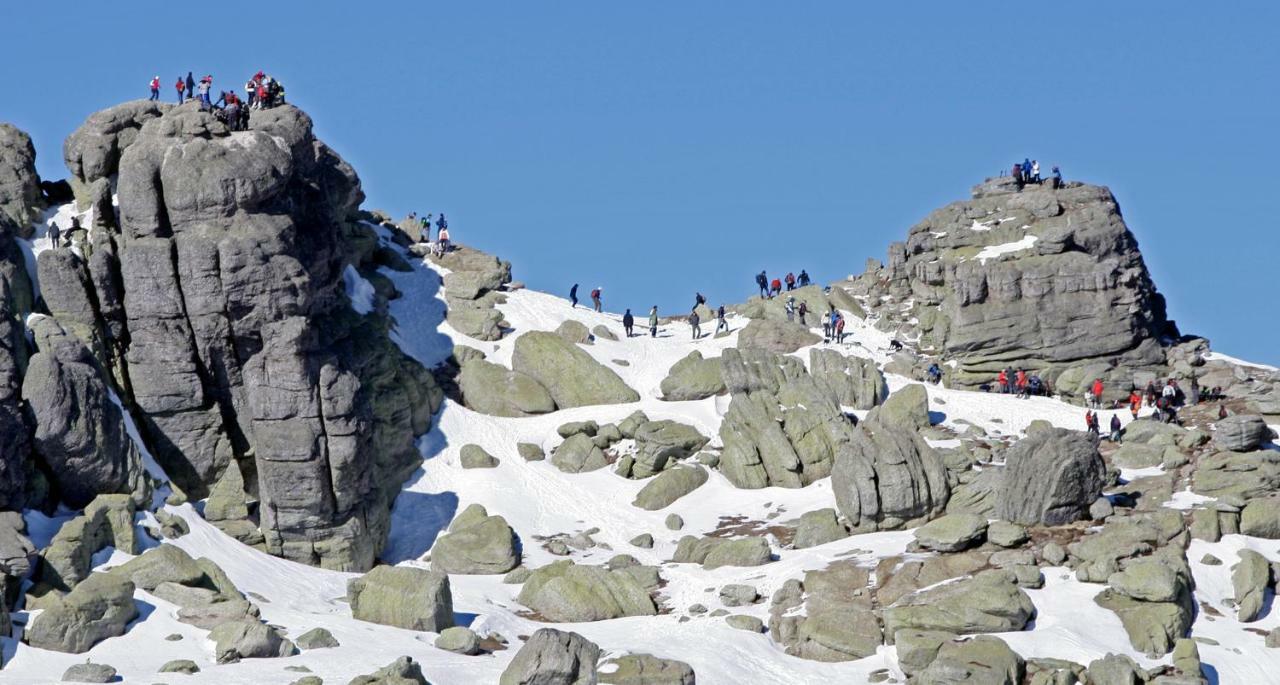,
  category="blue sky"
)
[3,3,1276,364]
